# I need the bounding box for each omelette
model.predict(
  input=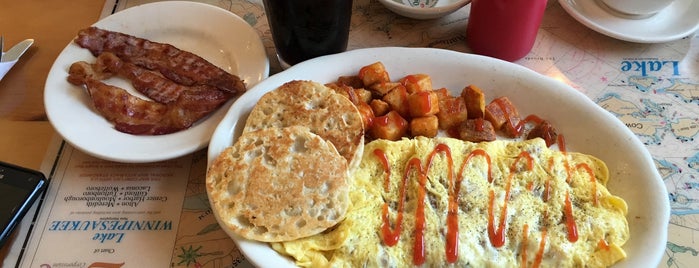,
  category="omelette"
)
[271,137,629,267]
